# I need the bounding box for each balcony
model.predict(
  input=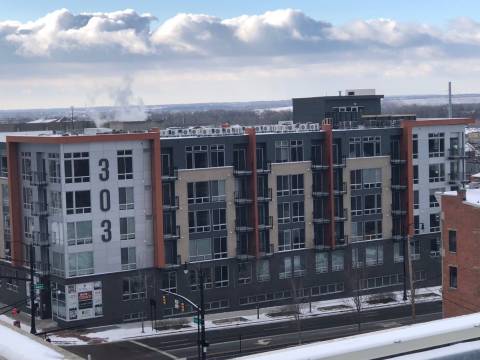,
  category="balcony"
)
[166,255,182,268]
[391,205,407,216]
[235,220,254,232]
[236,246,254,260]
[448,148,467,159]
[313,216,331,224]
[334,209,348,222]
[164,225,180,241]
[335,236,348,247]
[163,196,179,211]
[32,231,49,246]
[233,167,252,176]
[392,234,406,241]
[31,202,48,216]
[448,172,467,185]
[311,163,329,171]
[312,190,329,198]
[333,182,347,195]
[256,161,272,174]
[391,179,407,190]
[257,188,272,202]
[314,242,331,251]
[390,157,407,165]
[234,191,252,205]
[258,216,273,230]
[259,243,274,257]
[333,156,346,168]
[161,167,178,181]
[30,171,47,186]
